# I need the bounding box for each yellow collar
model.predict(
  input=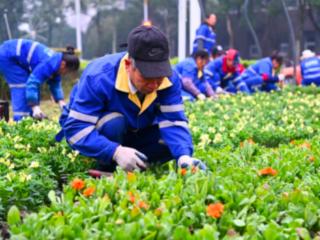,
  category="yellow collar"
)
[115,54,173,114]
